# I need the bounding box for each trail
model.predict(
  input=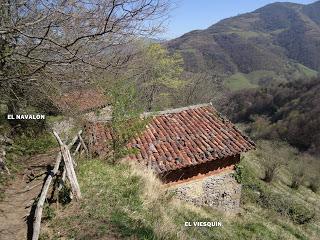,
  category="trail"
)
[0,150,57,240]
